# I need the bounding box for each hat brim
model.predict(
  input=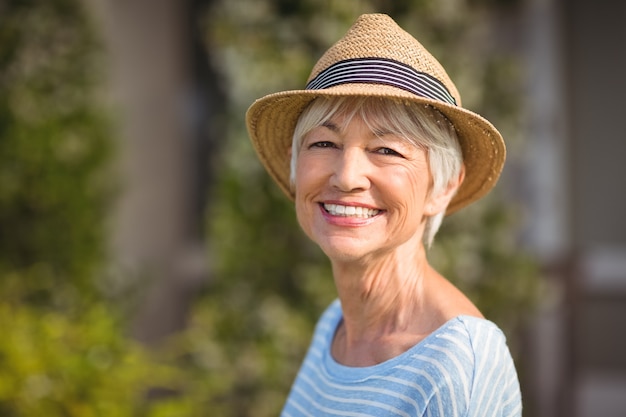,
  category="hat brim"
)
[245,83,505,215]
